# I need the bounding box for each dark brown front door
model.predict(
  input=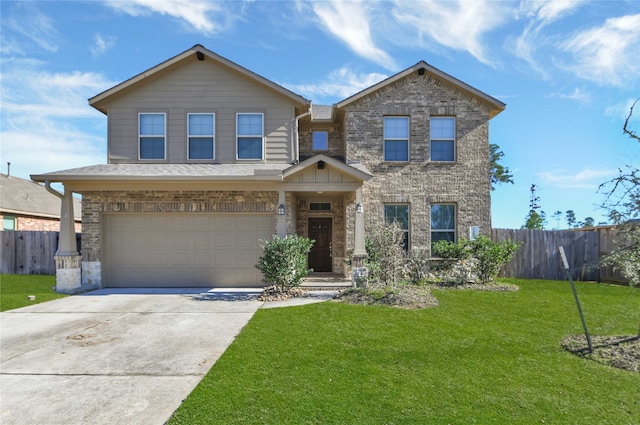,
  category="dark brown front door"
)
[308,218,332,272]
